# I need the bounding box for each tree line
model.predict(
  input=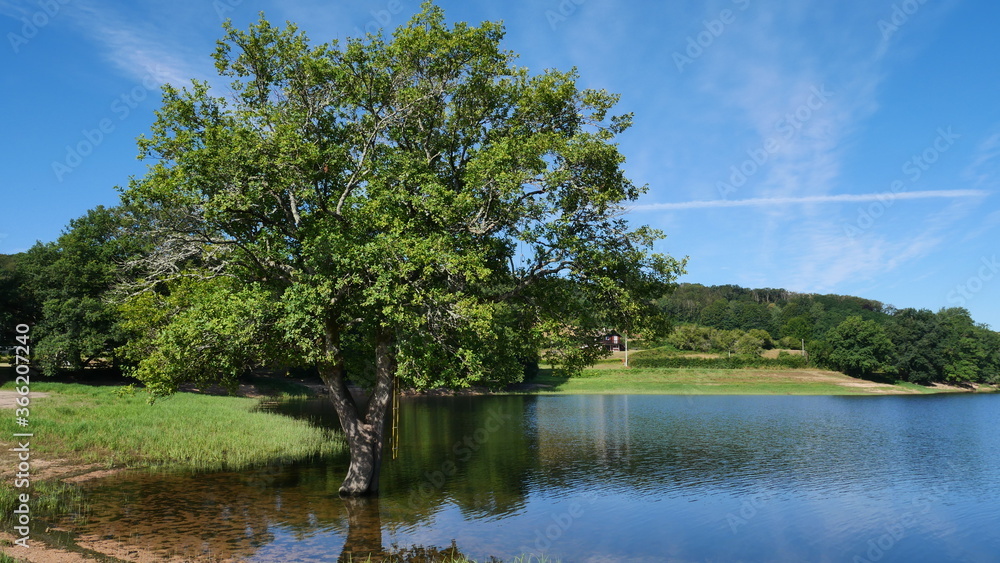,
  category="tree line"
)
[657,283,1000,384]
